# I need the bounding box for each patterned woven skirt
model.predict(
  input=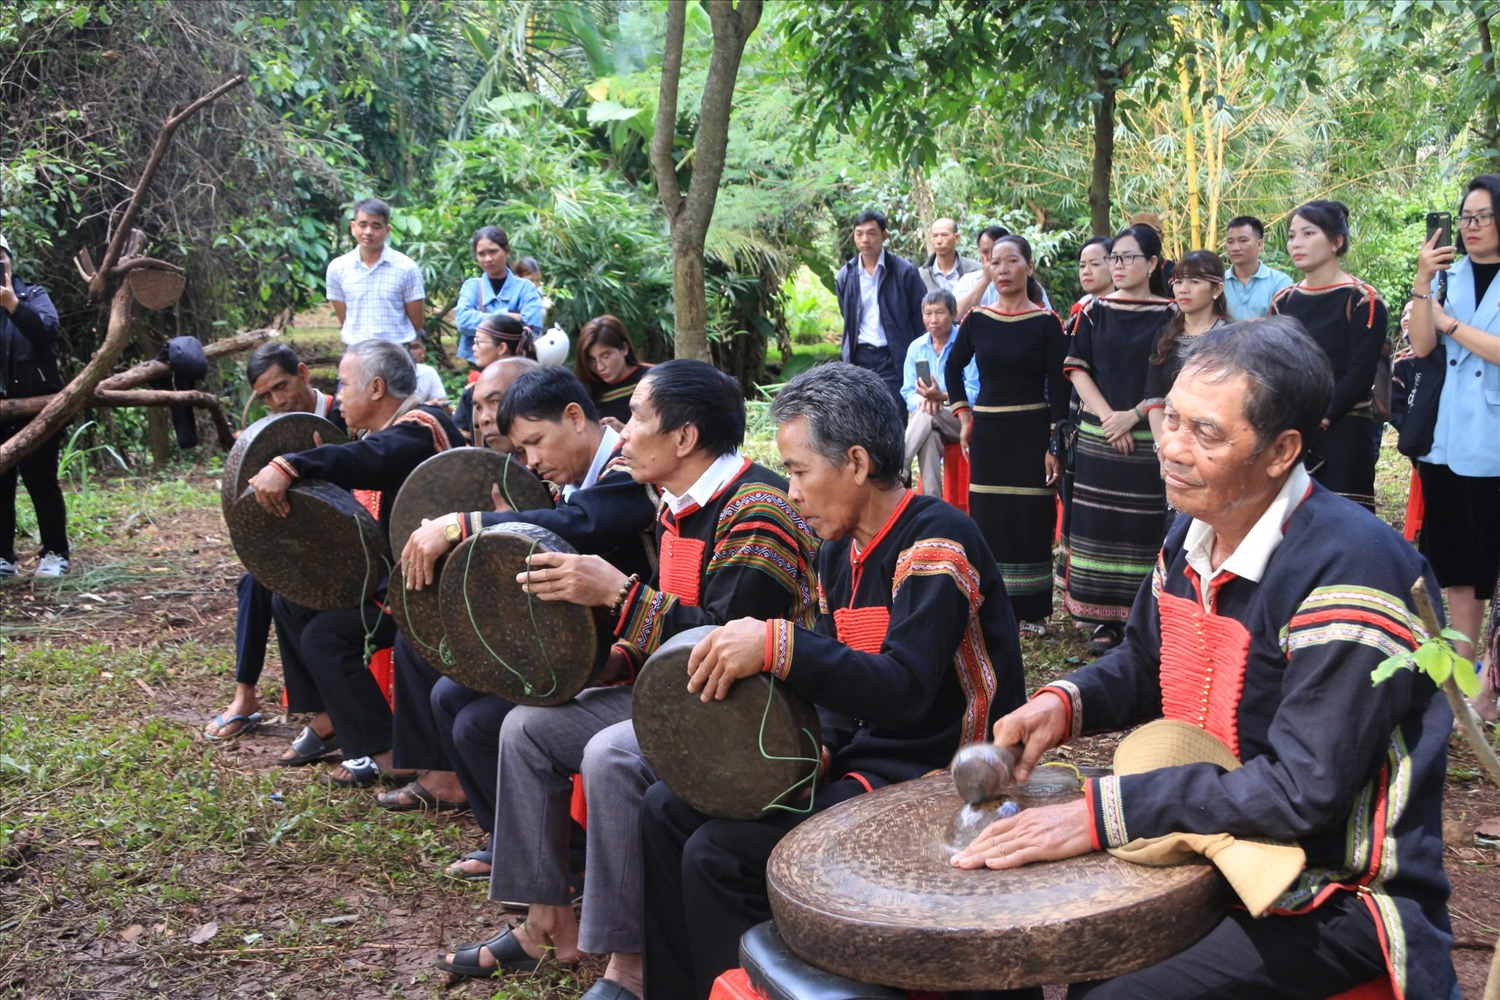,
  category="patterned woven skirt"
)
[968,404,1055,623]
[1063,412,1167,623]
